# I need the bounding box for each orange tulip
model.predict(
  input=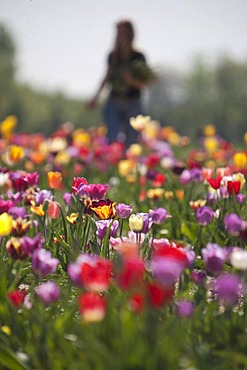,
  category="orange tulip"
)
[47,171,63,189]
